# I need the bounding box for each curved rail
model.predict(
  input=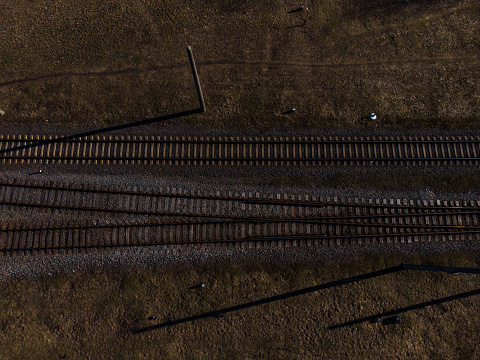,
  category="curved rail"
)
[1,180,479,255]
[1,220,479,254]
